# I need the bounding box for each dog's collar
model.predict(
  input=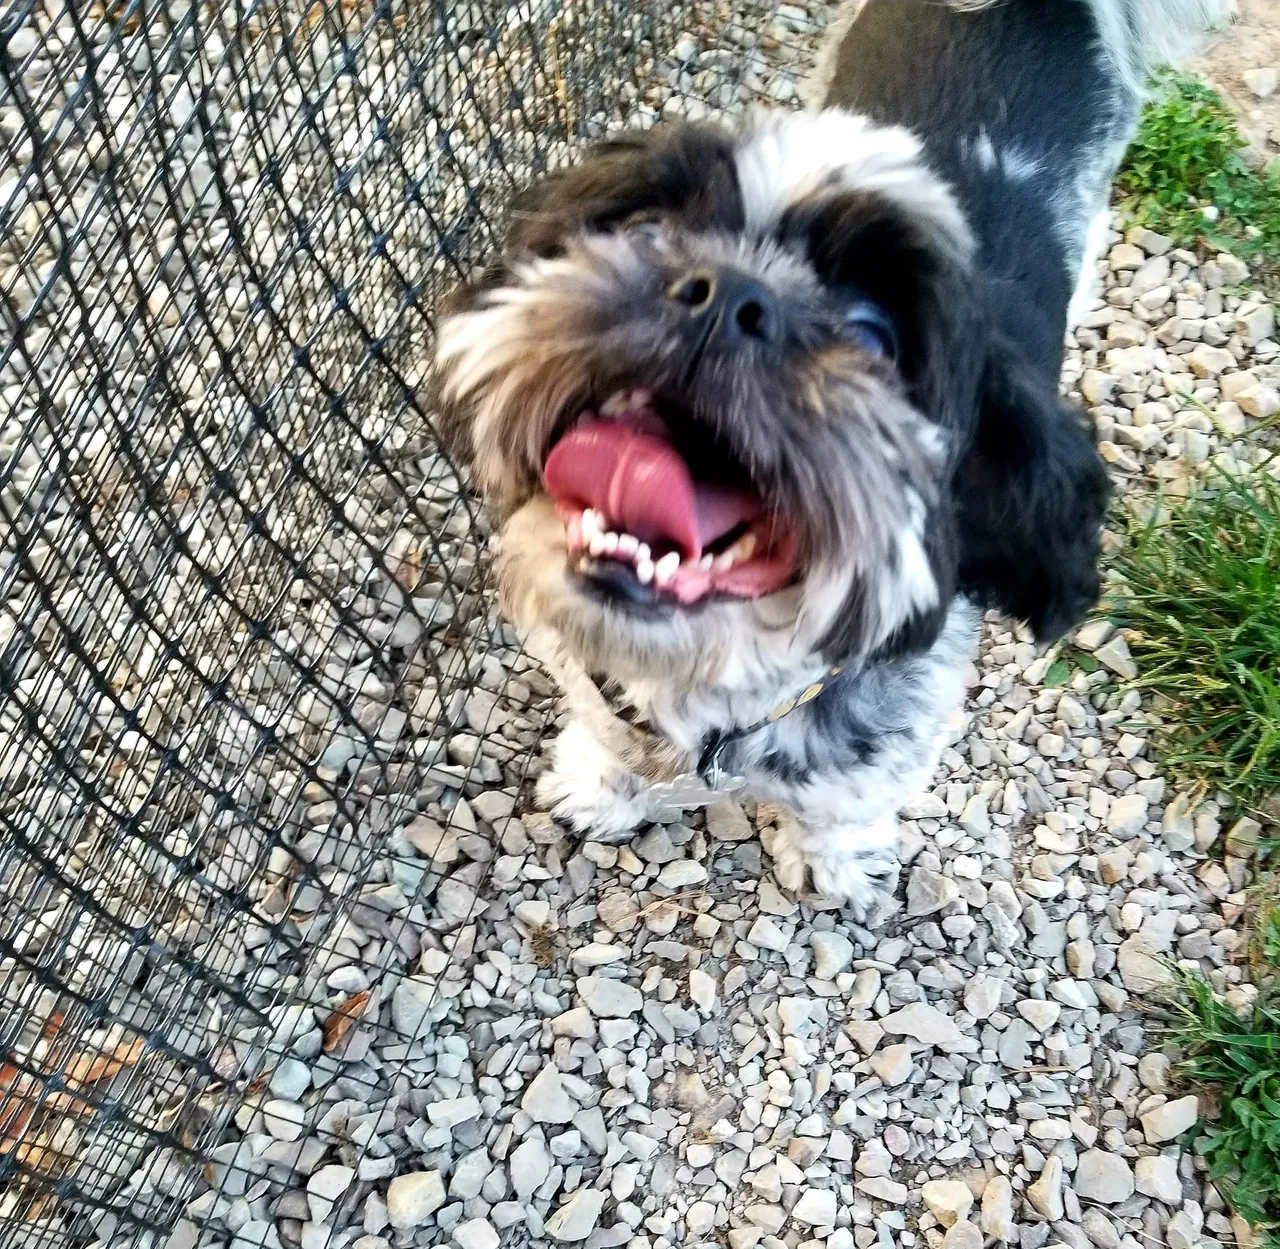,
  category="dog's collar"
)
[587,663,849,797]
